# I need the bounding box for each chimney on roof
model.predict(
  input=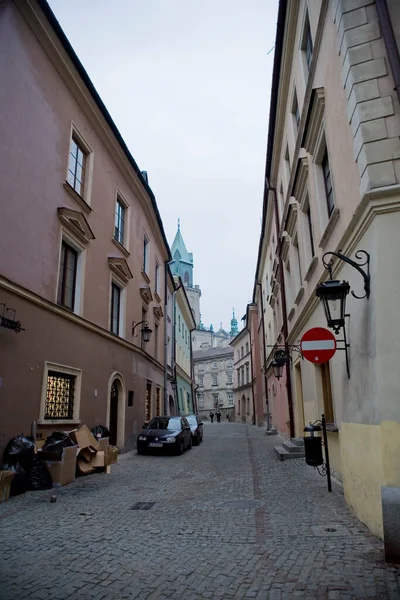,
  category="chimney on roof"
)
[141,171,148,184]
